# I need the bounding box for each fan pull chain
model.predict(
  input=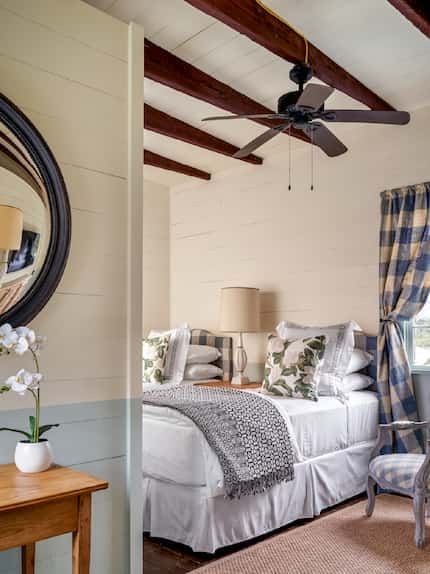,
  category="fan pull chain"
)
[310,128,314,191]
[288,125,292,191]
